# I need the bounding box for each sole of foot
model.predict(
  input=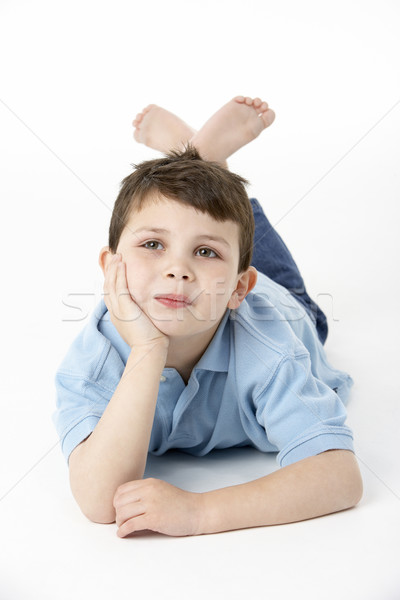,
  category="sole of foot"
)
[189,96,275,163]
[133,104,196,154]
